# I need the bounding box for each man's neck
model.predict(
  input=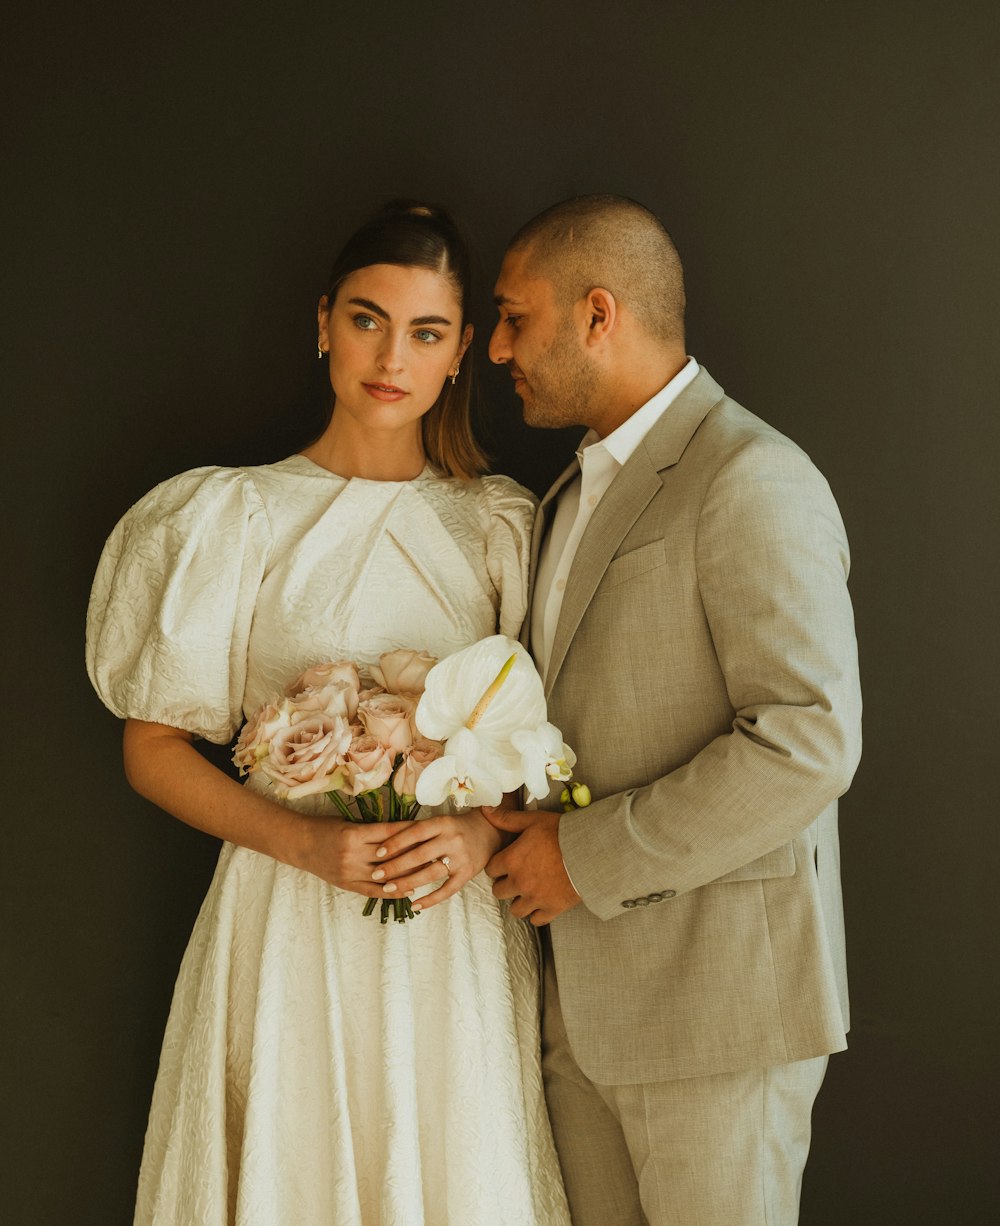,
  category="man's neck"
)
[587,350,689,438]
